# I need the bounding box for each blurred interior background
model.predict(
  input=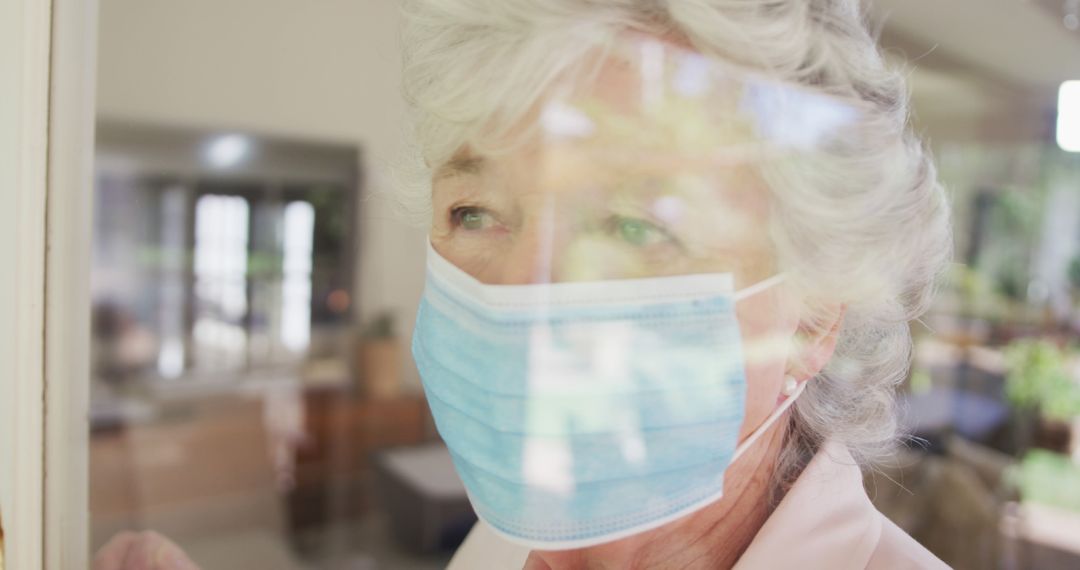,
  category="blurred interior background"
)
[88,1,1080,568]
